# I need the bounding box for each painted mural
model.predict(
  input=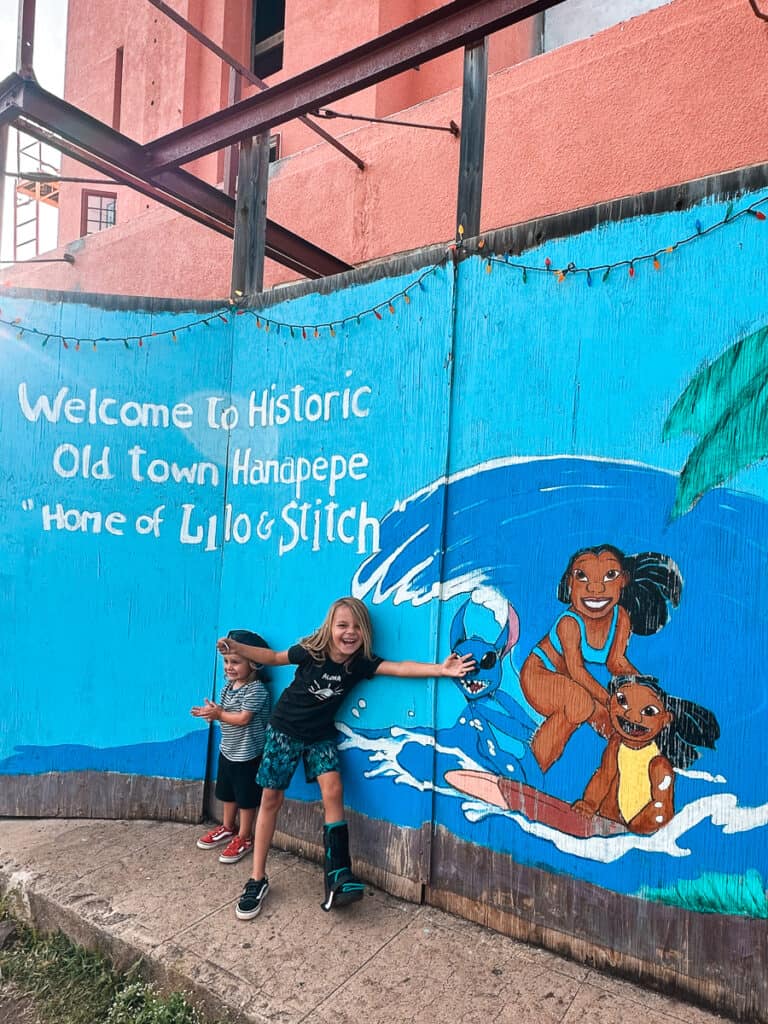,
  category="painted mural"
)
[2,182,768,959]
